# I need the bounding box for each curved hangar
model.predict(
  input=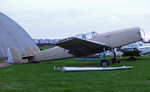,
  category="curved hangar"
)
[0,12,39,60]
